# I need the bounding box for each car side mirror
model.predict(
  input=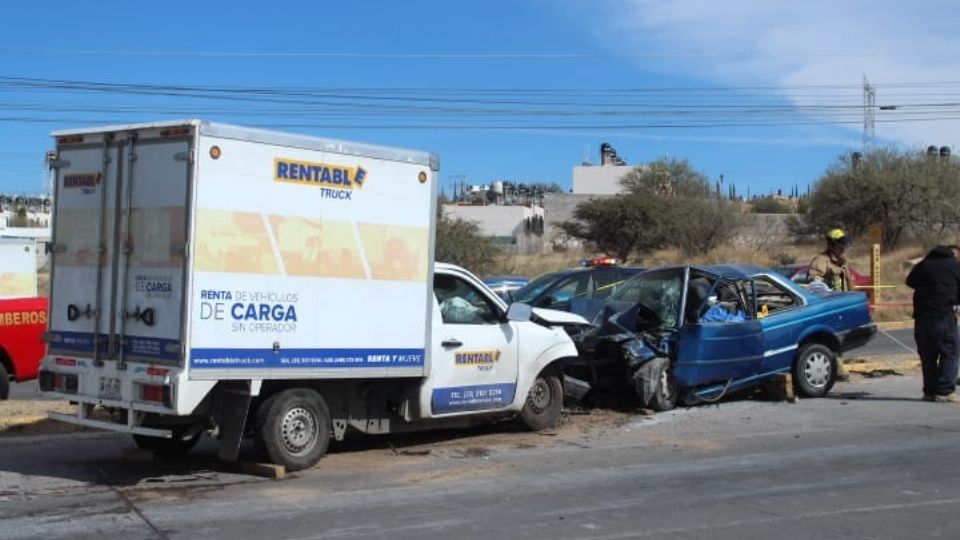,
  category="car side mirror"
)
[506,302,533,322]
